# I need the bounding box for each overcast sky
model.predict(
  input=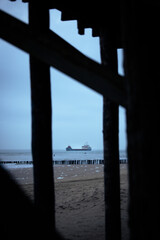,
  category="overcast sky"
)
[0,0,127,150]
